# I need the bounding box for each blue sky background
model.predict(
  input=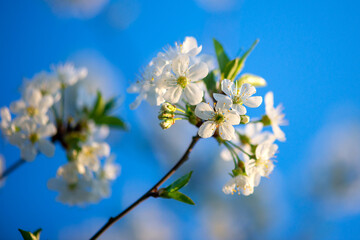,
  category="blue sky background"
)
[0,0,360,239]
